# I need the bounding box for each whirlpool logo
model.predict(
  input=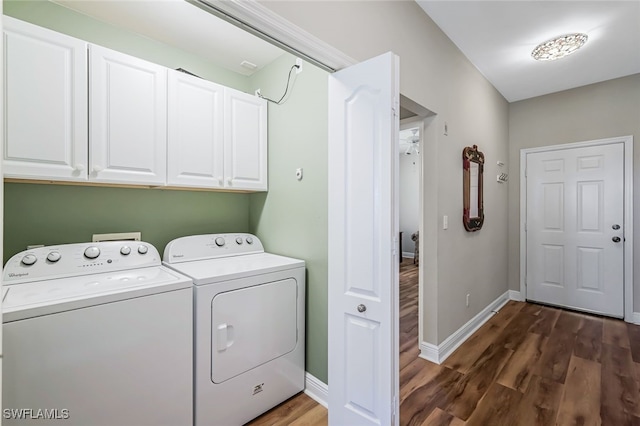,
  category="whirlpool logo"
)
[8,272,28,278]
